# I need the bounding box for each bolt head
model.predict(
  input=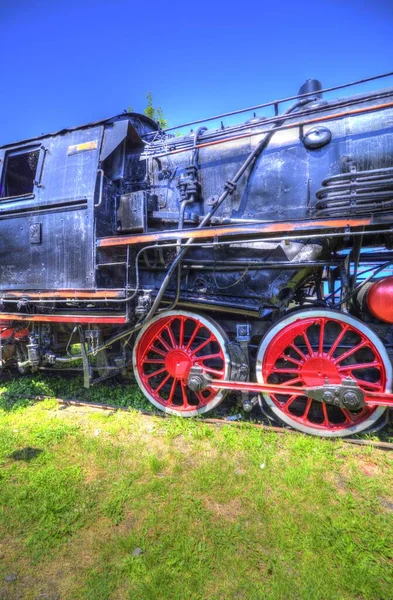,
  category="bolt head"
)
[343,391,360,409]
[322,391,335,404]
[188,376,203,392]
